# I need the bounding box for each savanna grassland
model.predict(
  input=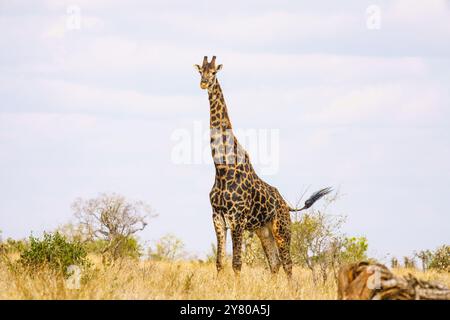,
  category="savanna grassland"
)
[1,195,448,300]
[1,254,449,300]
